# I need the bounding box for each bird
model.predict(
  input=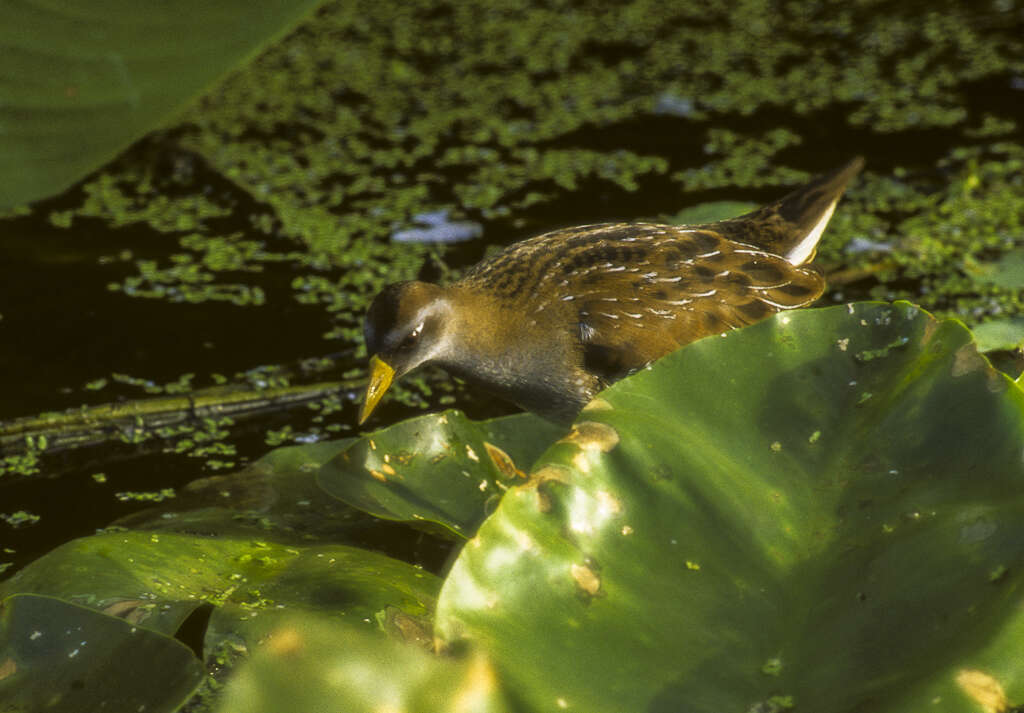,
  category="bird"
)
[359,157,864,425]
